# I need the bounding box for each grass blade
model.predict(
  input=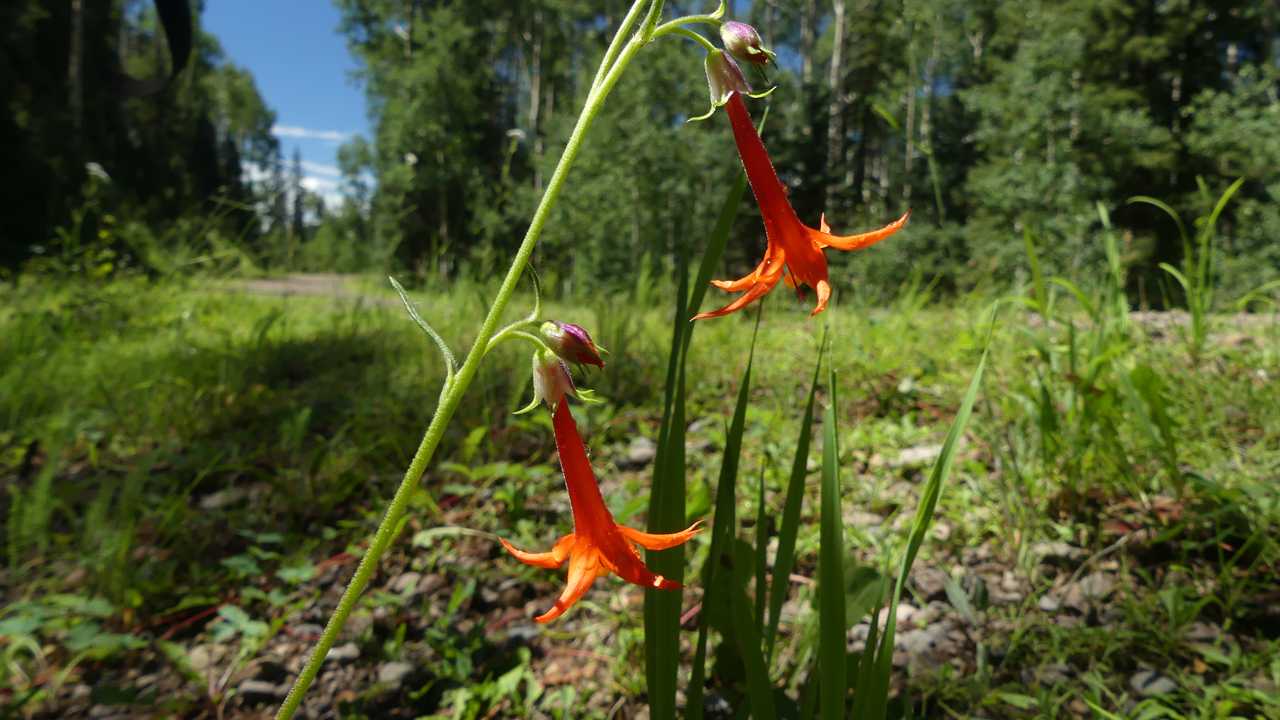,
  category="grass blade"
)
[687,304,762,720]
[765,337,825,660]
[861,317,995,720]
[729,561,777,720]
[754,465,768,631]
[686,169,748,325]
[645,249,689,720]
[818,366,847,720]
